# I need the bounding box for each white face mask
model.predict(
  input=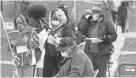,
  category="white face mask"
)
[51,20,60,26]
[61,52,69,58]
[92,14,99,21]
